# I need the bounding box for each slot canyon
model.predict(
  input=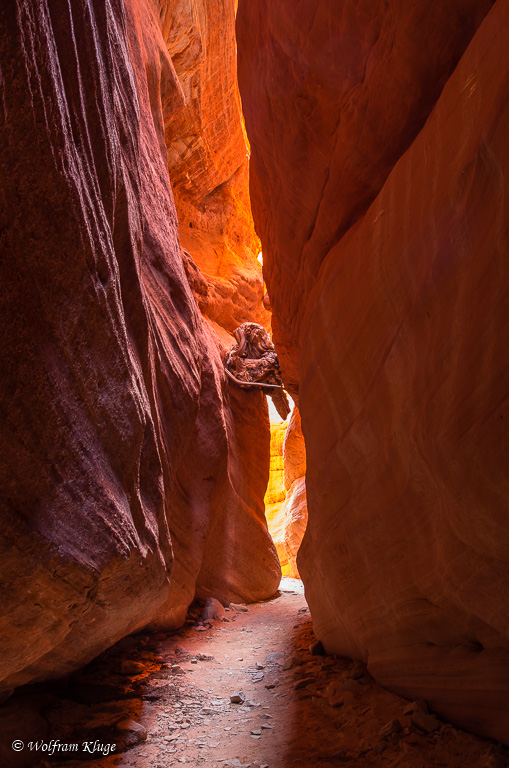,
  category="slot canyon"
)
[0,0,508,766]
